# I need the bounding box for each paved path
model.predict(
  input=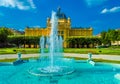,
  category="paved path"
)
[0,53,120,61]
[64,53,120,61]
